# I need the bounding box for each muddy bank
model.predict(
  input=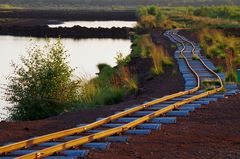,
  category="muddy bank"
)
[0,25,133,39]
[0,9,136,21]
[0,9,137,38]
